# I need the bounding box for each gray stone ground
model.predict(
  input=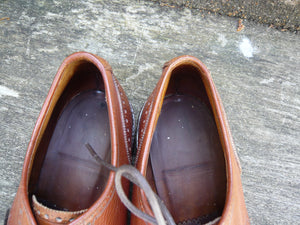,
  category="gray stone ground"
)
[0,0,299,224]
